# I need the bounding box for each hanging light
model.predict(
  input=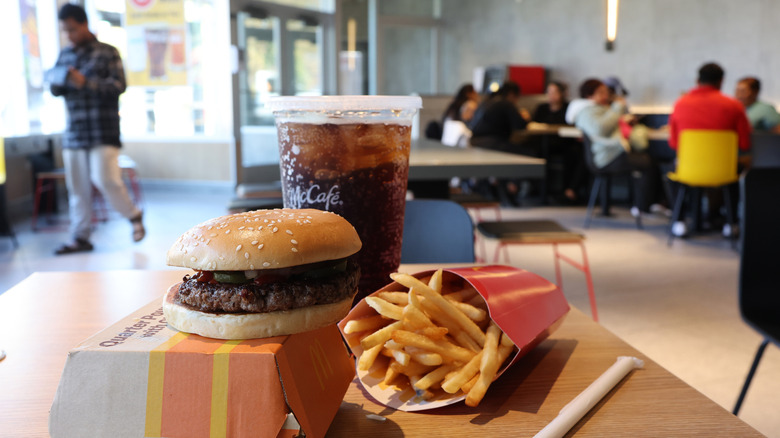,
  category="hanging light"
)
[606,0,619,51]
